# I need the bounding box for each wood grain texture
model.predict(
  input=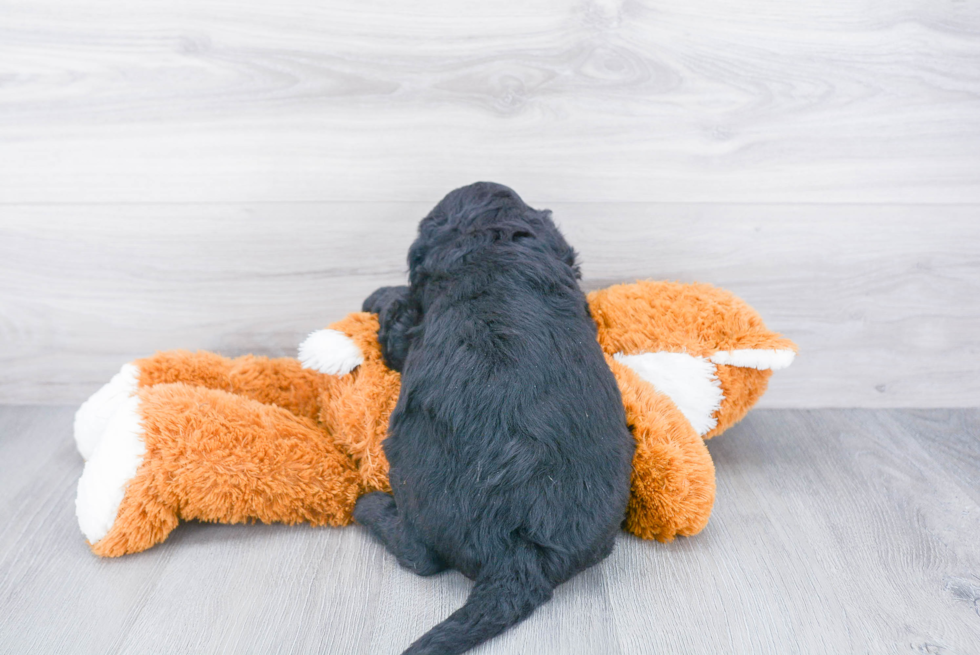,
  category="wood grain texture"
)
[899,408,980,508]
[1,0,979,204]
[369,552,622,655]
[0,406,388,655]
[1,407,978,653]
[2,203,978,407]
[606,409,980,653]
